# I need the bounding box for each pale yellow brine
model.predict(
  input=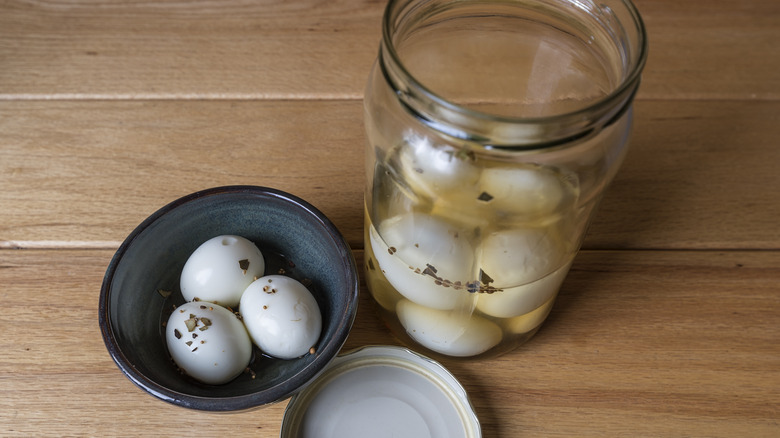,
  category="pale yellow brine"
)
[364,137,580,358]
